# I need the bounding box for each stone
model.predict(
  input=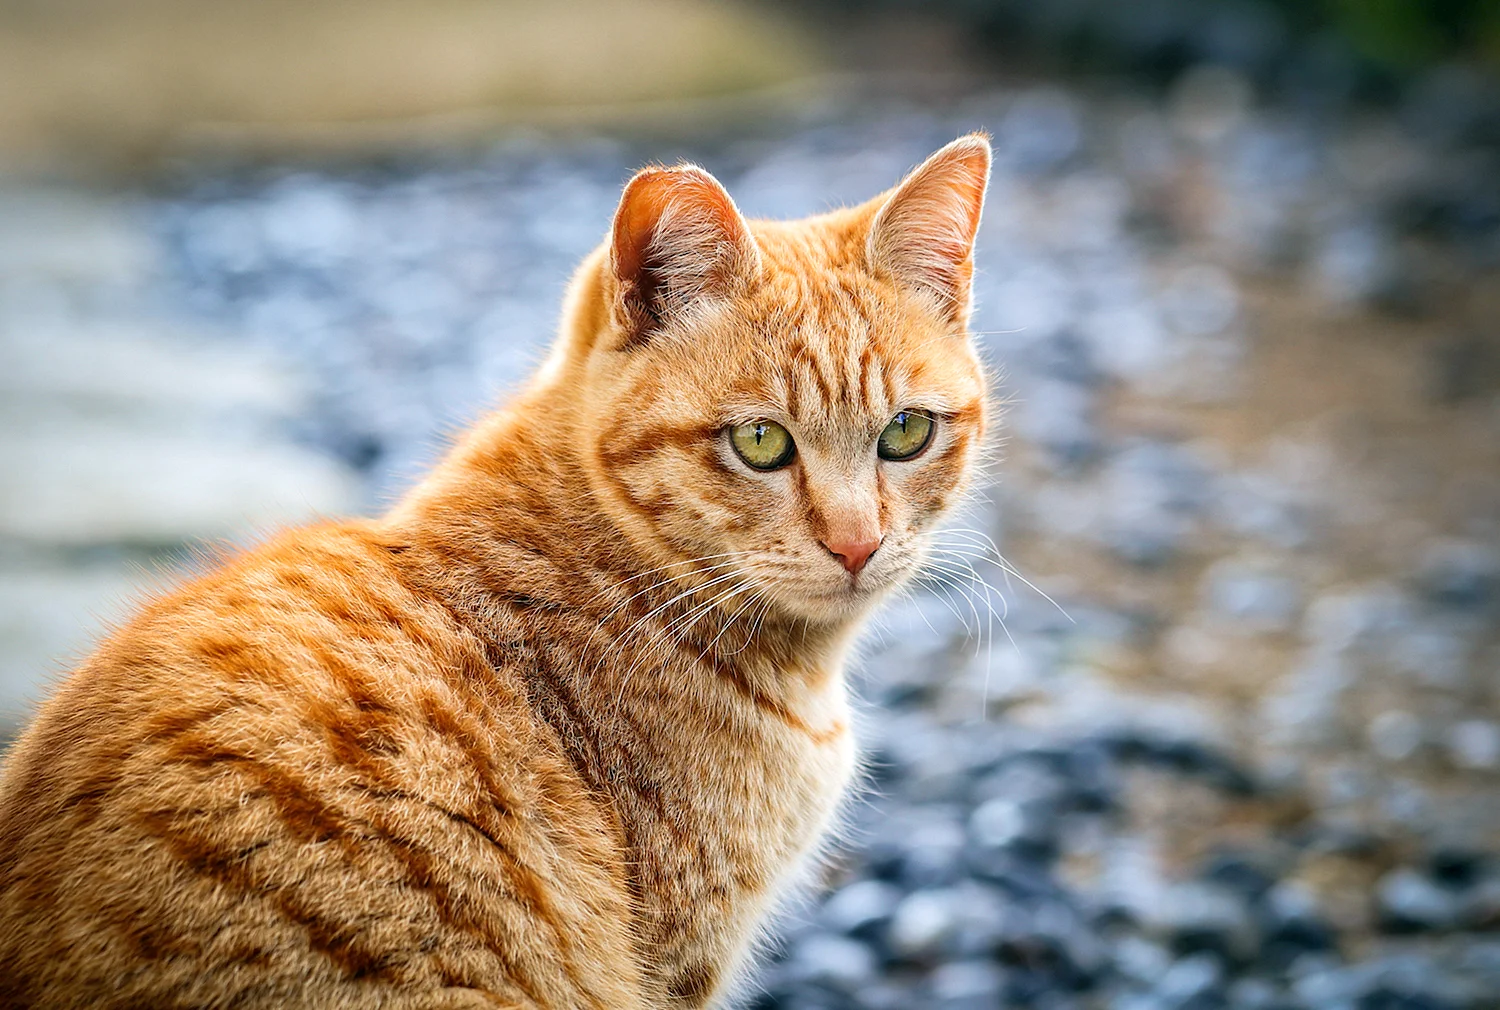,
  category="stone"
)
[1291,962,1368,1007]
[1100,836,1172,926]
[1200,558,1302,633]
[1160,265,1240,338]
[1367,711,1424,763]
[897,814,971,890]
[1170,65,1252,145]
[946,881,1012,961]
[1112,934,1173,986]
[1417,541,1499,614]
[1457,876,1500,930]
[1302,585,1411,655]
[1457,940,1500,991]
[929,959,1007,1009]
[1212,470,1311,550]
[1388,624,1471,689]
[1155,953,1225,1004]
[888,889,963,962]
[1259,909,1337,972]
[1015,378,1100,468]
[970,797,1028,849]
[1312,218,1395,305]
[968,796,1057,860]
[820,880,904,940]
[1225,976,1281,1010]
[1154,882,1259,963]
[785,933,878,993]
[1260,651,1355,748]
[1098,441,1214,567]
[1081,303,1172,384]
[1376,869,1460,933]
[1110,995,1169,1010]
[1199,852,1276,903]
